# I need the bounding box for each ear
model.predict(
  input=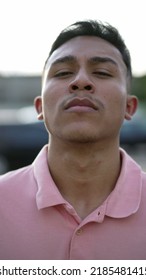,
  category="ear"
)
[34,96,44,120]
[125,95,138,121]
